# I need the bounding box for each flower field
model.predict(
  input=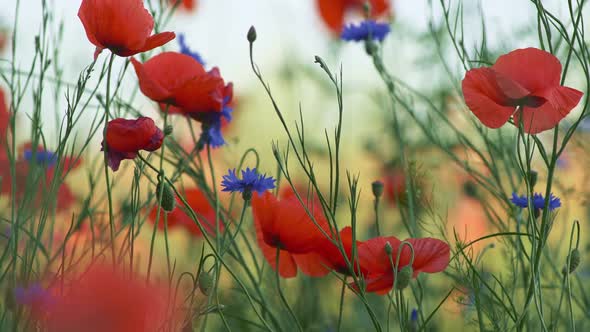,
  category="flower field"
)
[0,0,589,331]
